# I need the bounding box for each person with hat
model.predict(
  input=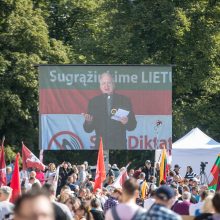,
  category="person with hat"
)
[0,186,14,219]
[173,164,182,180]
[144,185,181,220]
[142,160,154,182]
